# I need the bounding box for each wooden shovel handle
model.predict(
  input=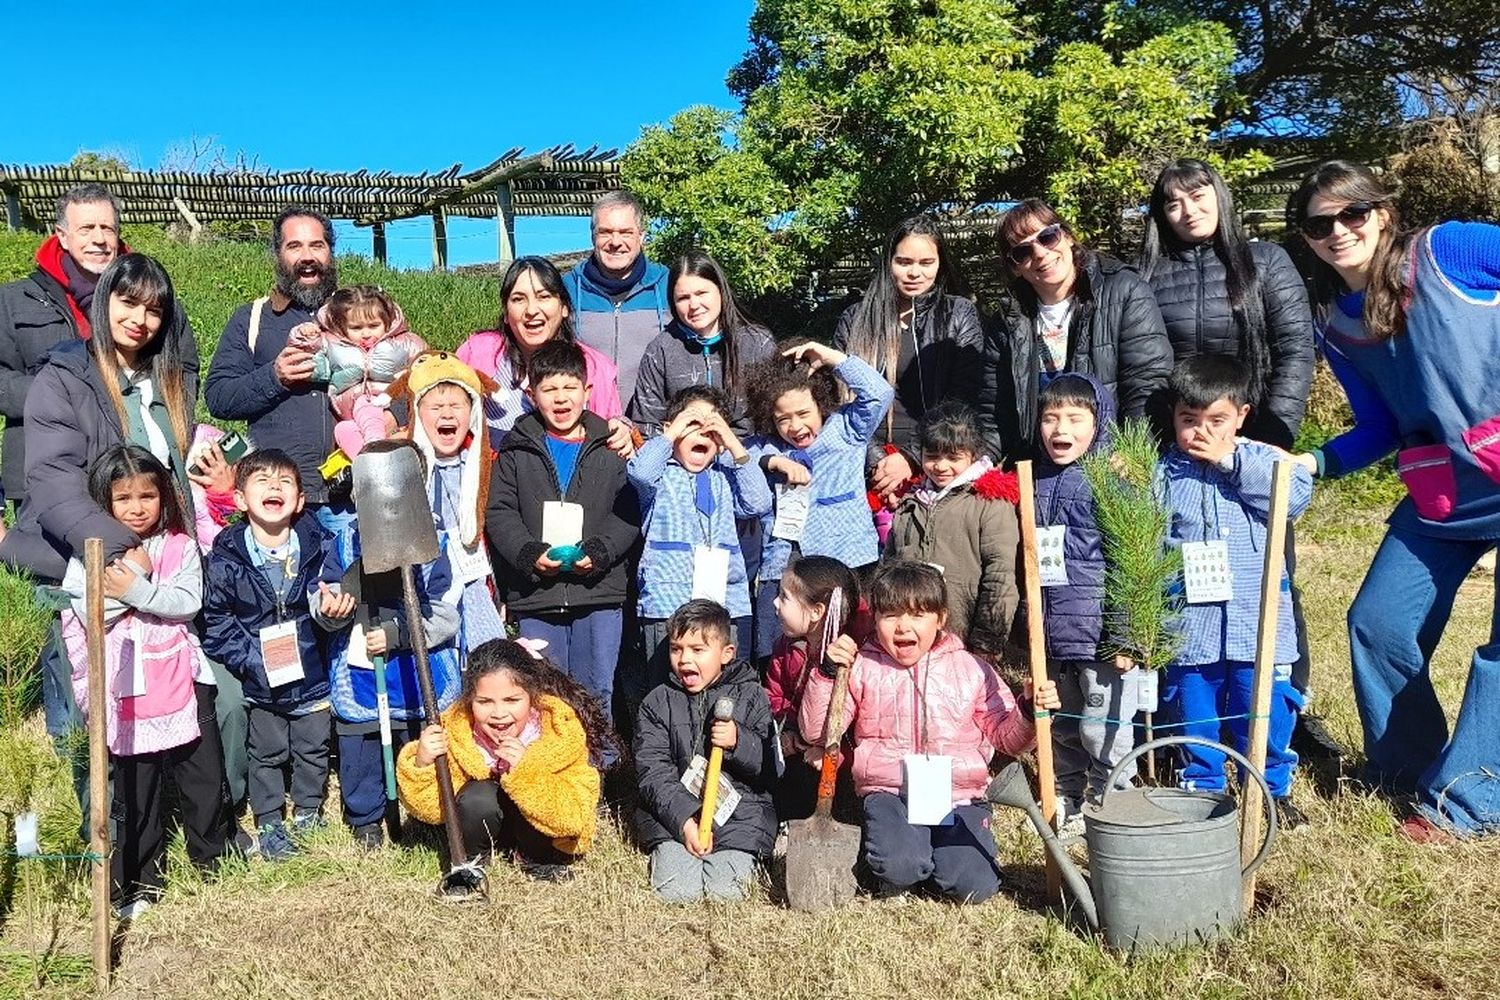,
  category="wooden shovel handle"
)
[1016,461,1060,900]
[814,659,853,816]
[400,566,467,867]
